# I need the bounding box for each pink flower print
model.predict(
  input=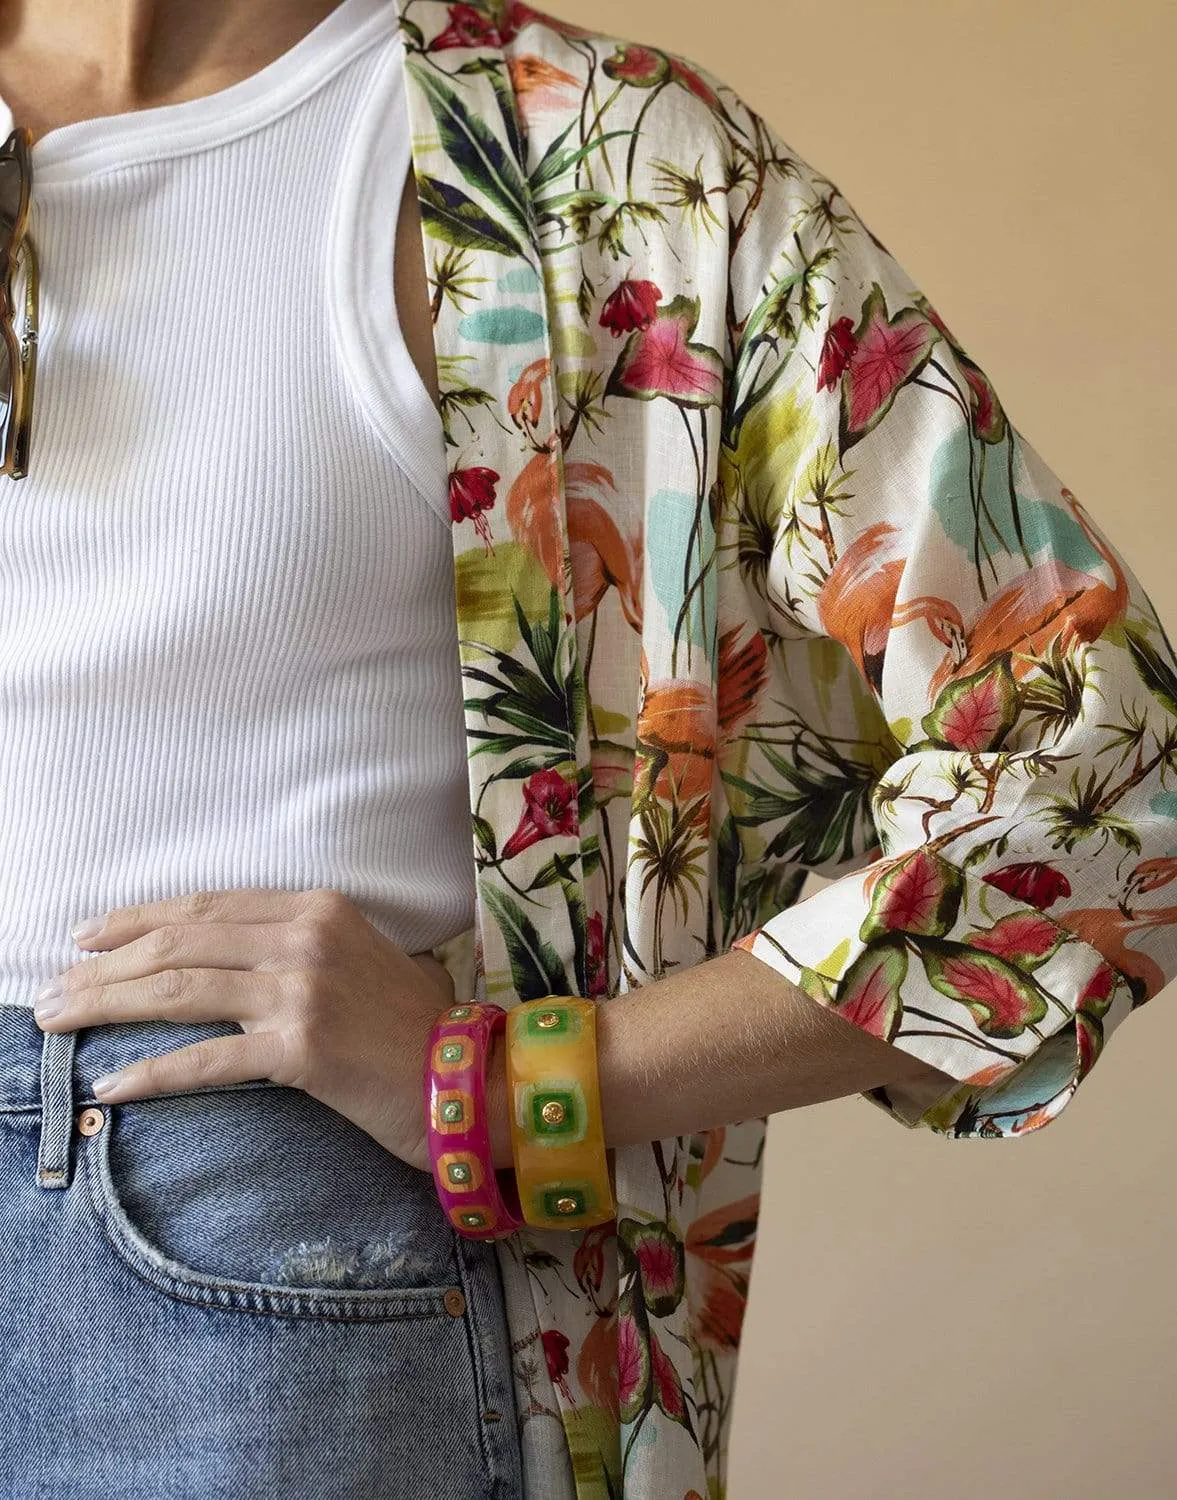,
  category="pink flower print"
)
[500,768,578,860]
